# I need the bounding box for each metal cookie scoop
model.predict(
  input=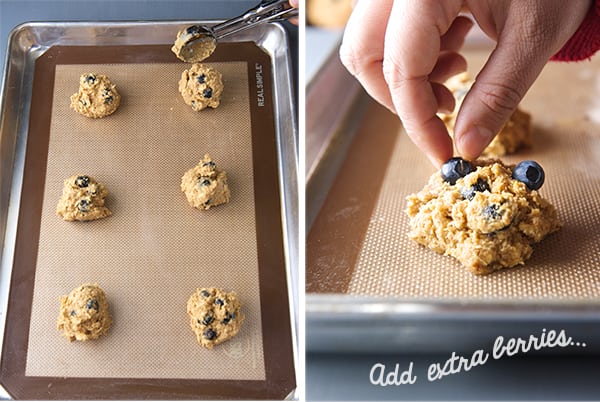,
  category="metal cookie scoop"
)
[175,0,298,63]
